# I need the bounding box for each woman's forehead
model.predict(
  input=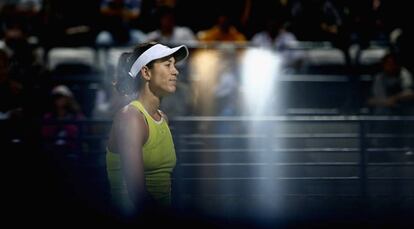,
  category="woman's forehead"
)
[155,55,176,63]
